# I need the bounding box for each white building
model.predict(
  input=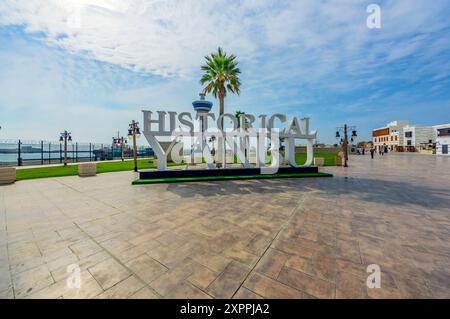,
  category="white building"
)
[402,125,435,152]
[433,124,450,155]
[372,120,409,152]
